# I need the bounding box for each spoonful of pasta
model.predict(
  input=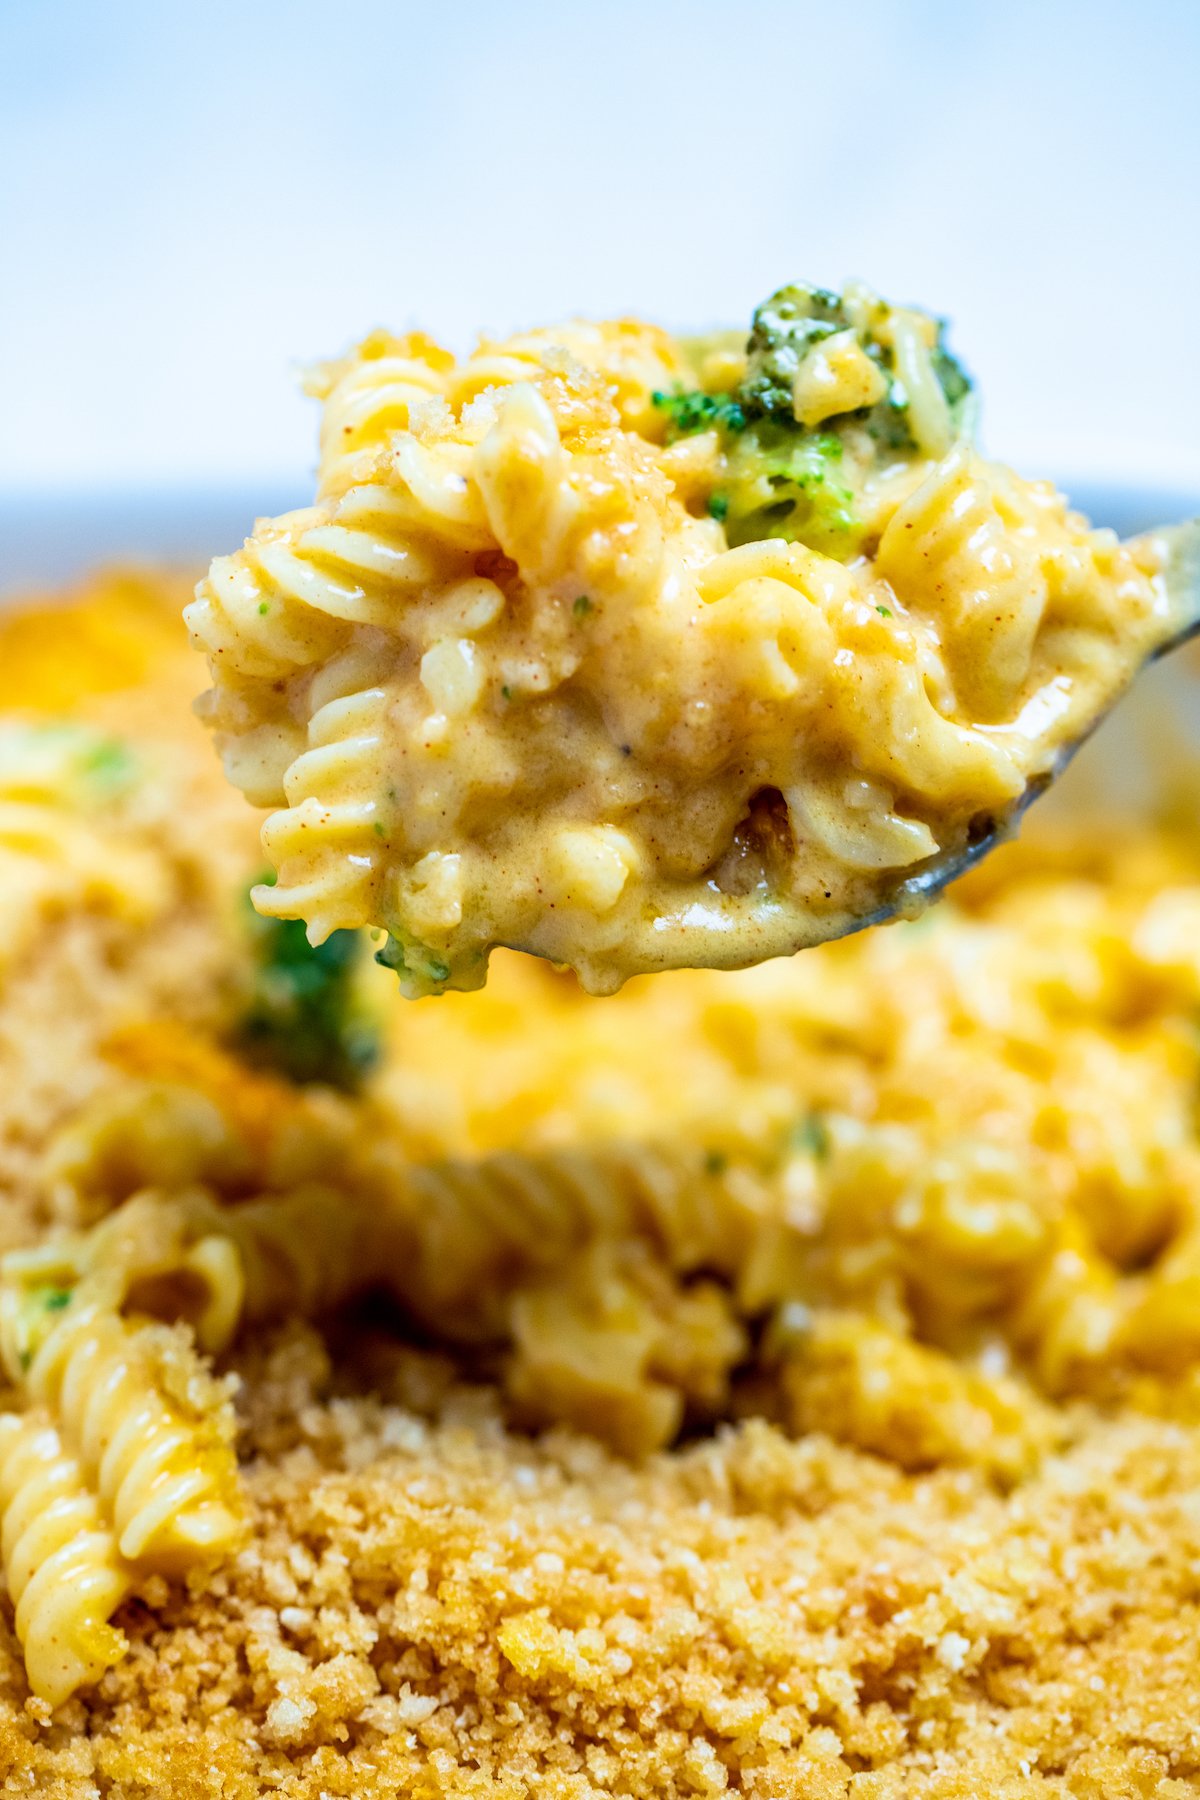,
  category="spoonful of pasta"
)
[187,282,1200,995]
